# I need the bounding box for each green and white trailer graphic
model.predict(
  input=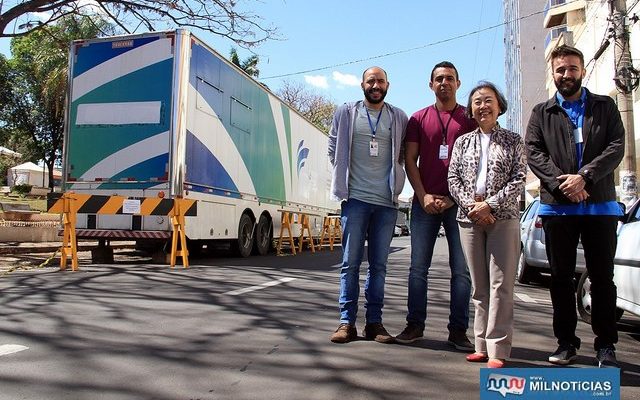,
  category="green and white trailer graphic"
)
[62,30,338,256]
